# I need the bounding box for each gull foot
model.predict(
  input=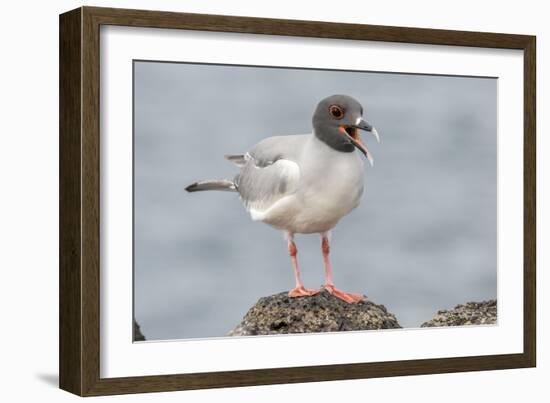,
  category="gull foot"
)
[289,286,320,298]
[323,284,365,304]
